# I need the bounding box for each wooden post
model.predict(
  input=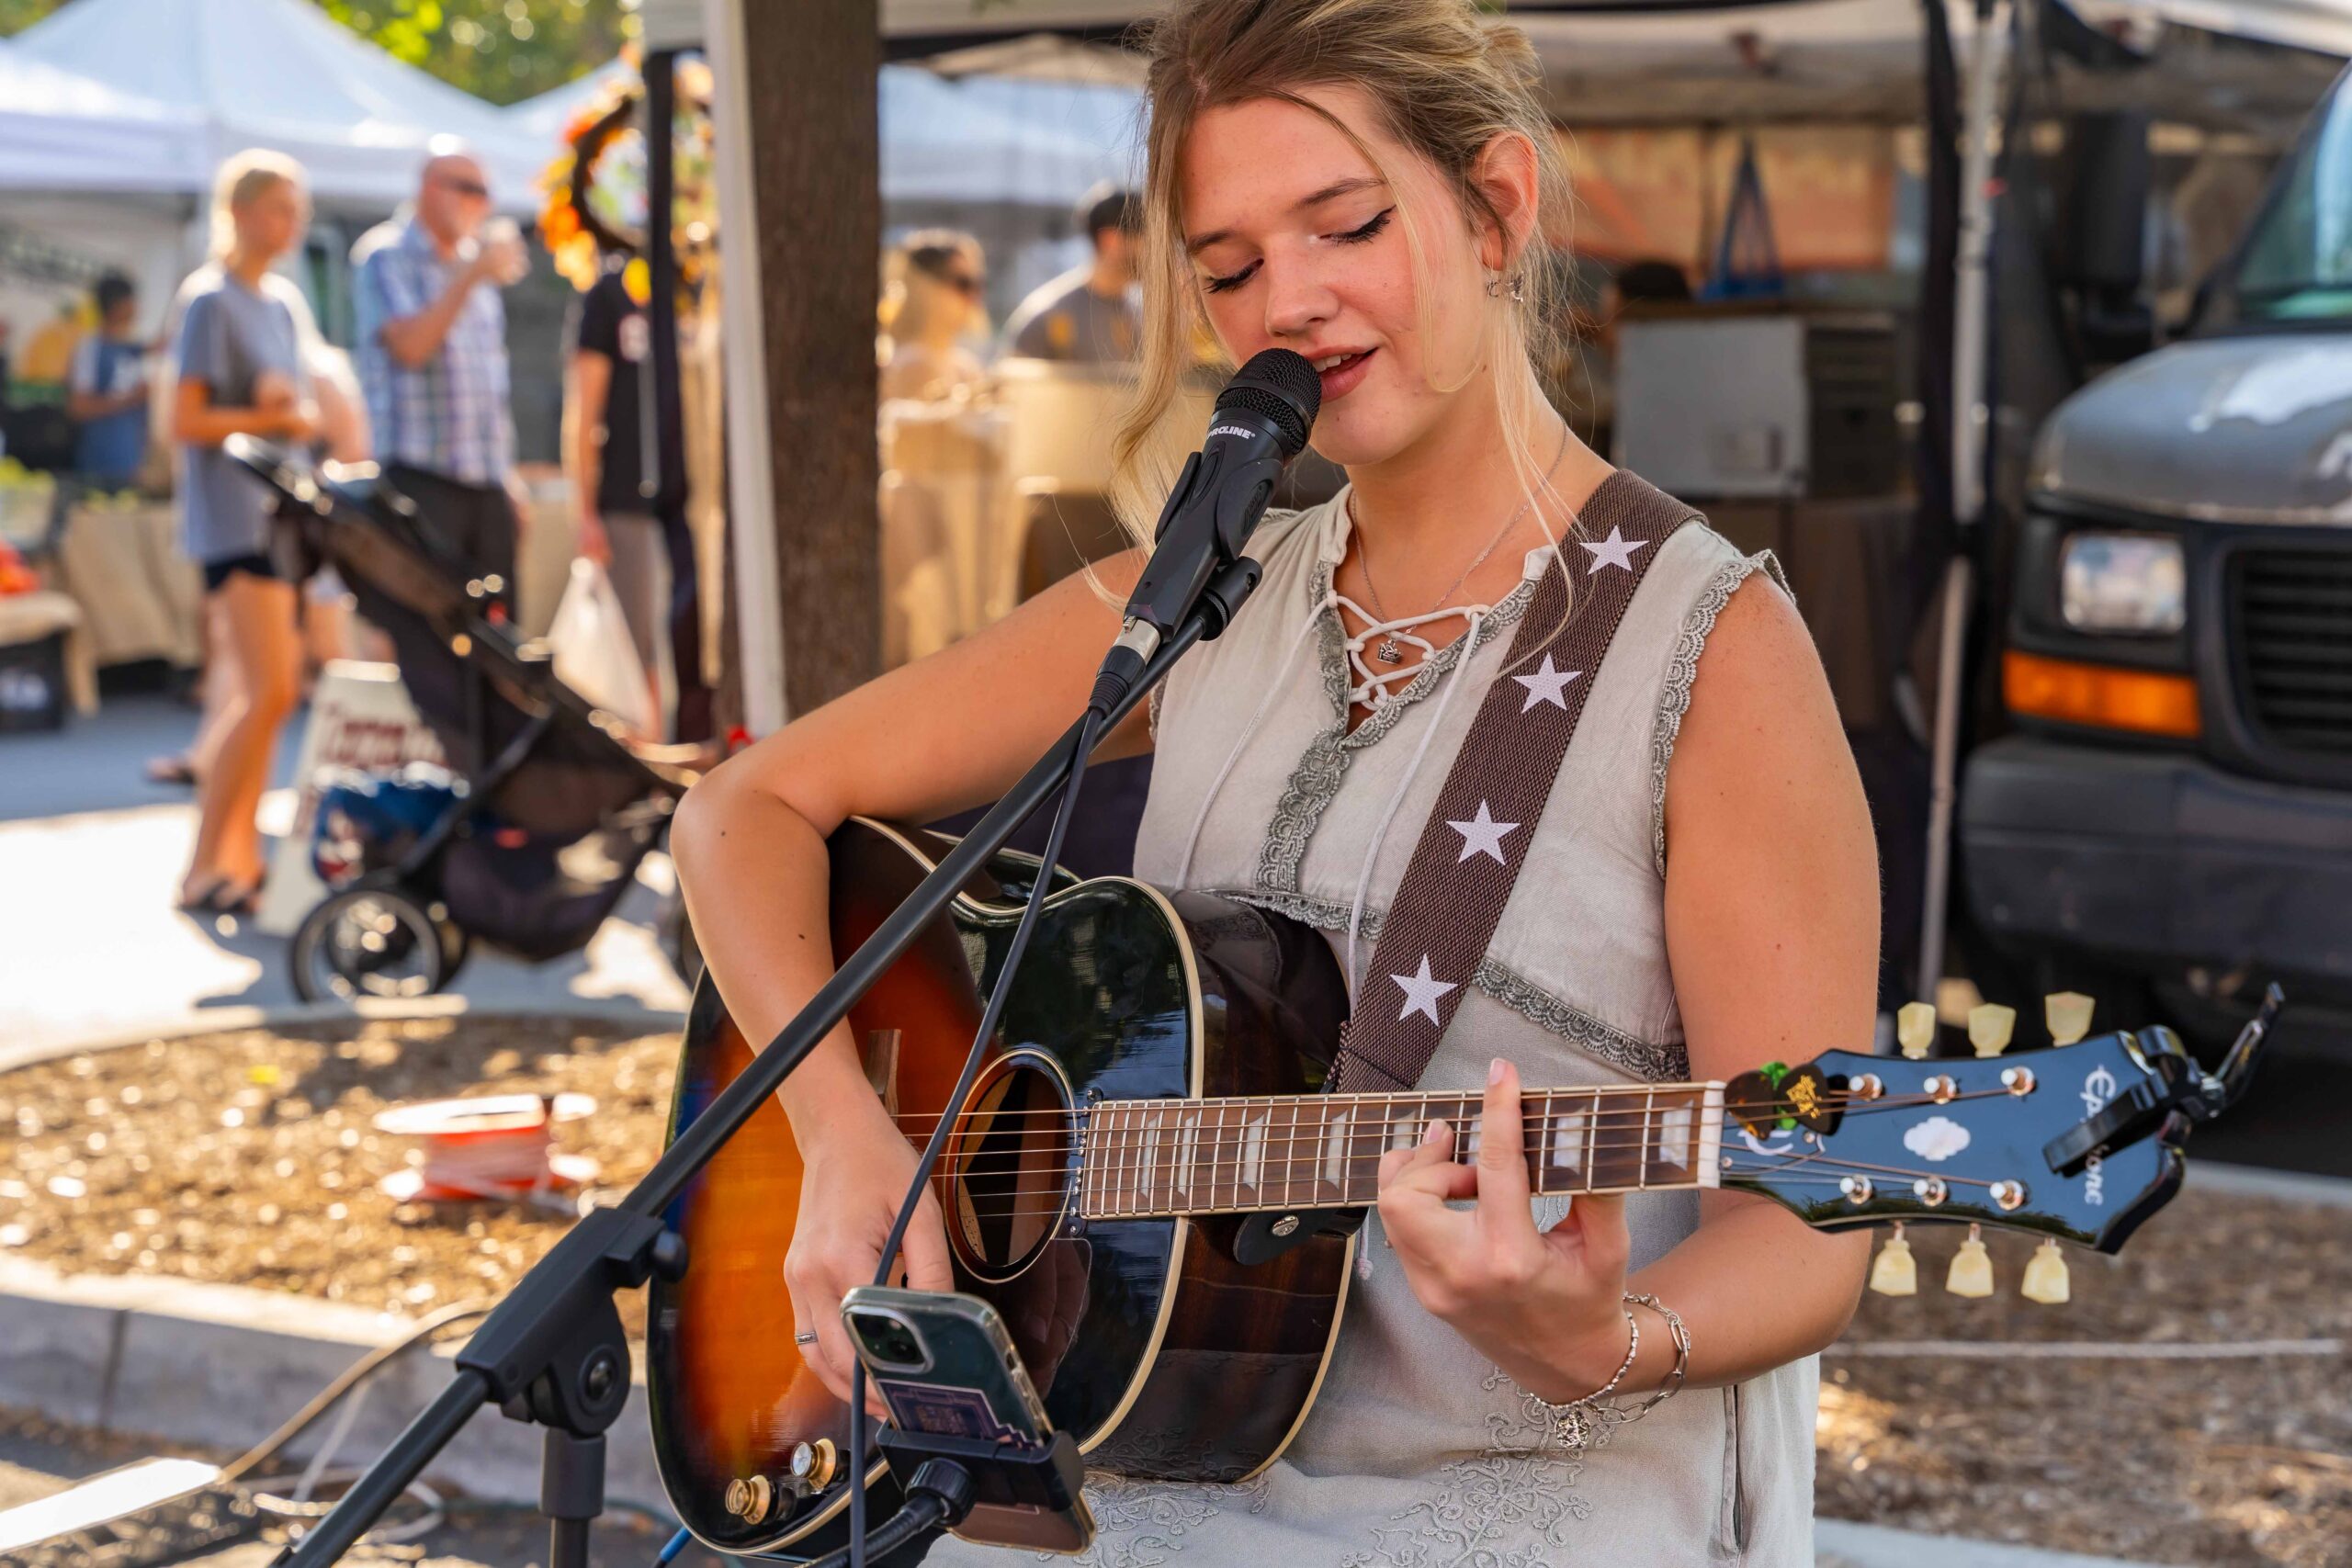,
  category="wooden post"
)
[717,0,882,724]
